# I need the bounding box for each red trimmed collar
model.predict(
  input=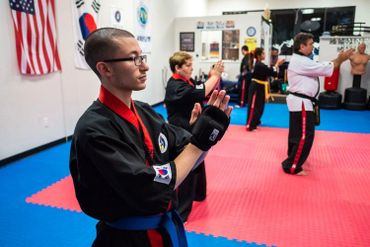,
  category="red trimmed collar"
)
[98,86,154,160]
[98,86,140,130]
[172,73,194,86]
